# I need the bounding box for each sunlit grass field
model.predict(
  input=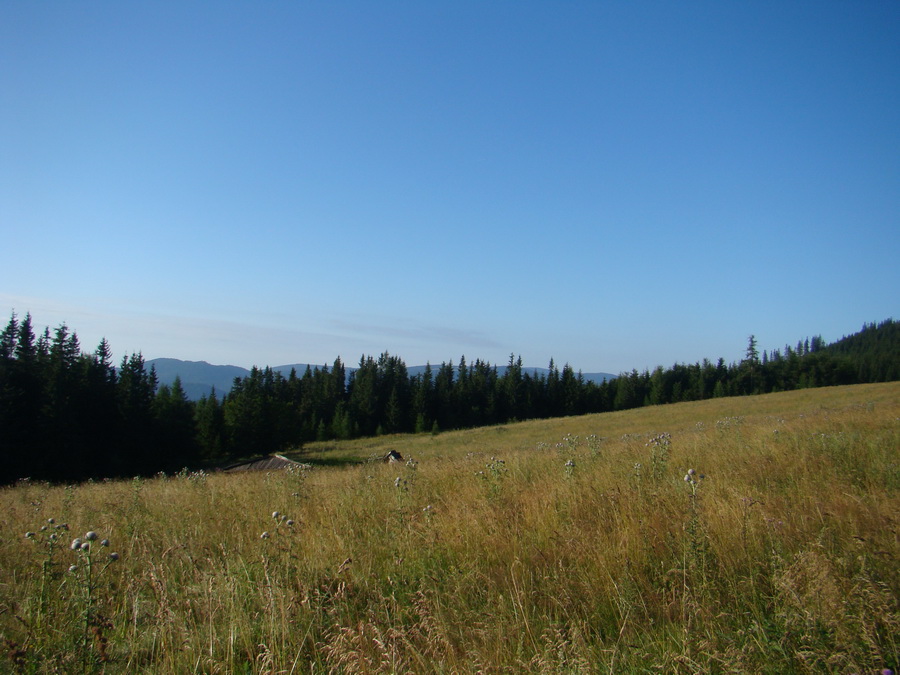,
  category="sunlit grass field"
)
[2,382,897,673]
